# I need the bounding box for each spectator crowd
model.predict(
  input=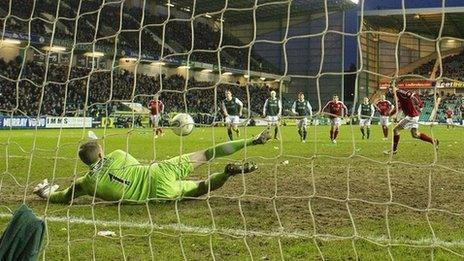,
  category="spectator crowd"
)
[0,58,274,120]
[0,0,276,73]
[413,51,464,81]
